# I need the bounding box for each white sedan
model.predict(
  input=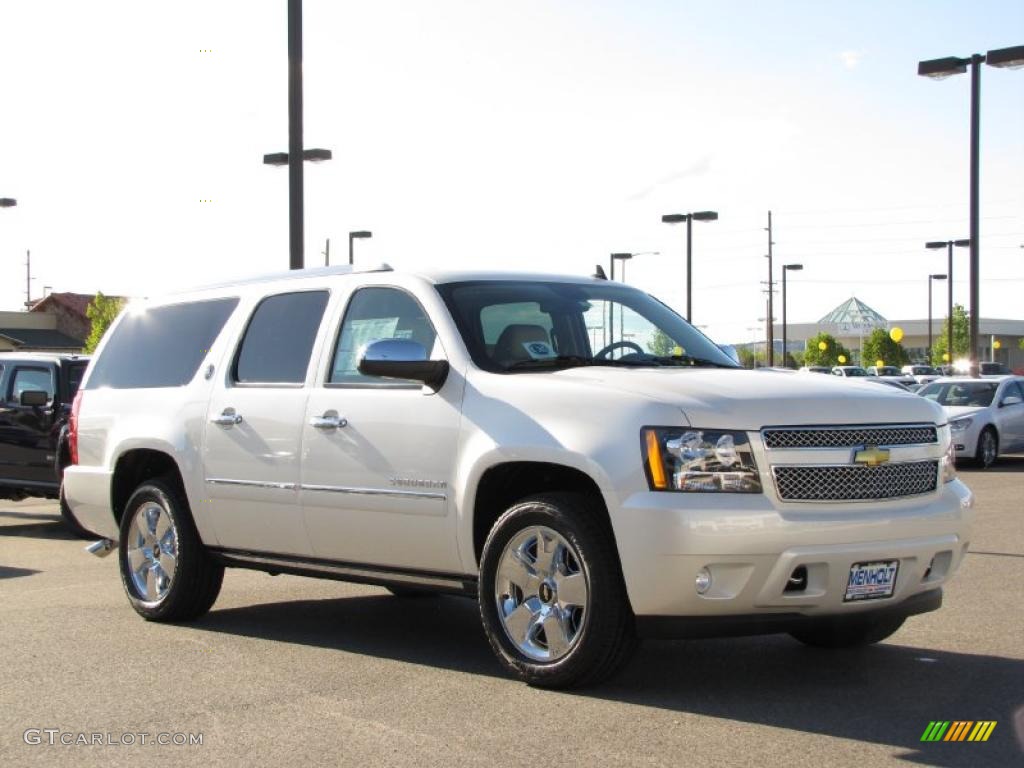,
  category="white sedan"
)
[918,376,1024,468]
